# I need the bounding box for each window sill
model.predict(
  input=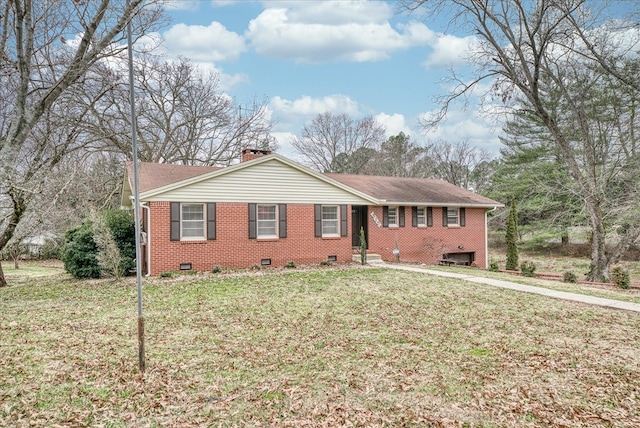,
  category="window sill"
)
[321,235,341,240]
[257,237,279,242]
[447,225,461,229]
[180,239,207,243]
